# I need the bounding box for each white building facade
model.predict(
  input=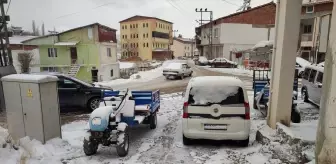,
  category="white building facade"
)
[196,2,276,61]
